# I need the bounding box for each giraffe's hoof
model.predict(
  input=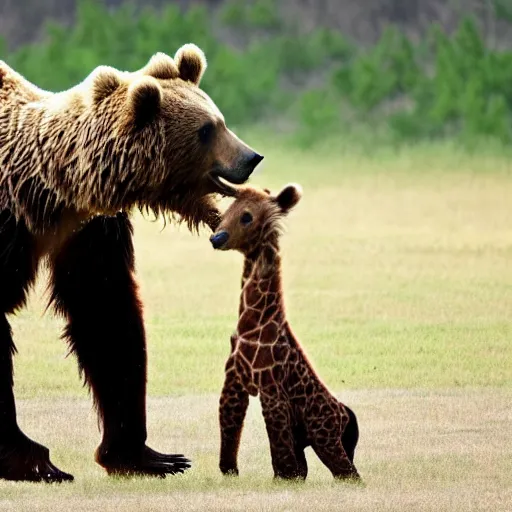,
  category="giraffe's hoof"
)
[220,467,239,476]
[273,471,307,481]
[334,470,364,485]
